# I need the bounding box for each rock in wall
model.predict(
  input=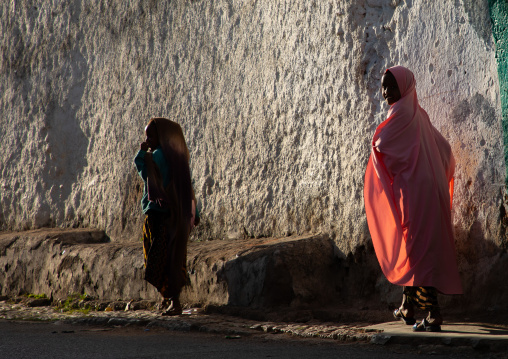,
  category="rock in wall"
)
[0,0,505,283]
